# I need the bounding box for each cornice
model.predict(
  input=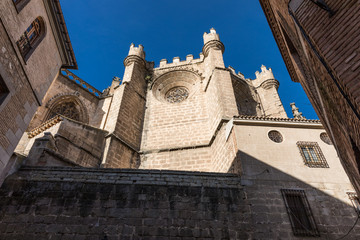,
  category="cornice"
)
[259,0,300,83]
